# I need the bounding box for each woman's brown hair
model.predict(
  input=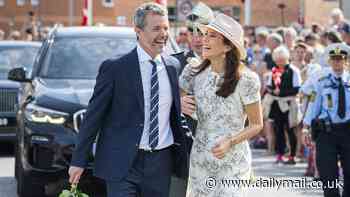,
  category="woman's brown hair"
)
[195,37,242,98]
